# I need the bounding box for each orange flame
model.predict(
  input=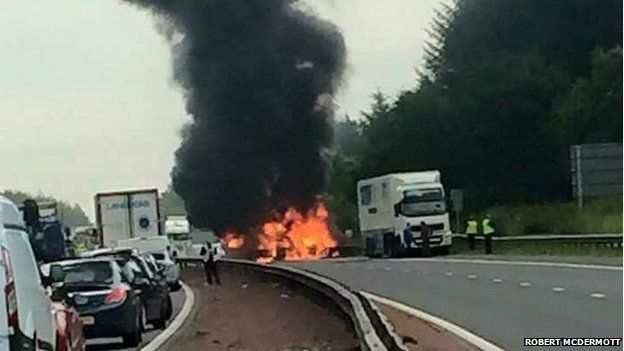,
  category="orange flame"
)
[222,202,338,263]
[222,232,244,249]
